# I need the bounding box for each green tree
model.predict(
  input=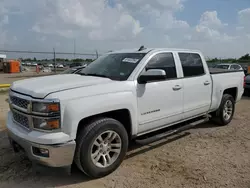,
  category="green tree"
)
[239,54,250,60]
